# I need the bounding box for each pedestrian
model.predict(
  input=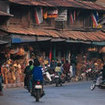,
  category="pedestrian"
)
[0,65,3,96]
[63,60,70,74]
[63,60,71,81]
